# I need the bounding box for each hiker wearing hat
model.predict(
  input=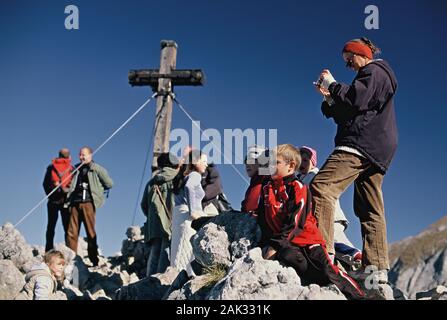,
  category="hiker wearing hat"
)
[241,145,267,214]
[312,37,398,284]
[42,148,74,252]
[297,146,362,269]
